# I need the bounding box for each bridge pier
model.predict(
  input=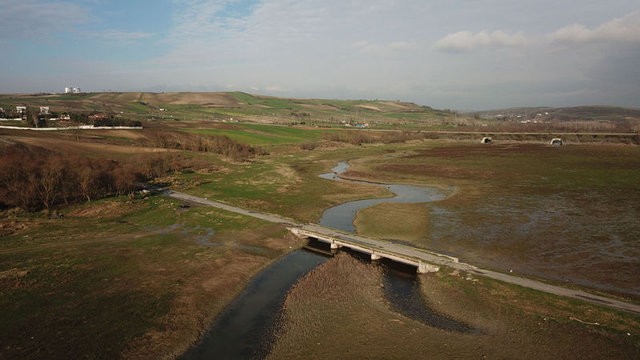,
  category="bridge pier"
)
[289,227,443,275]
[418,262,440,274]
